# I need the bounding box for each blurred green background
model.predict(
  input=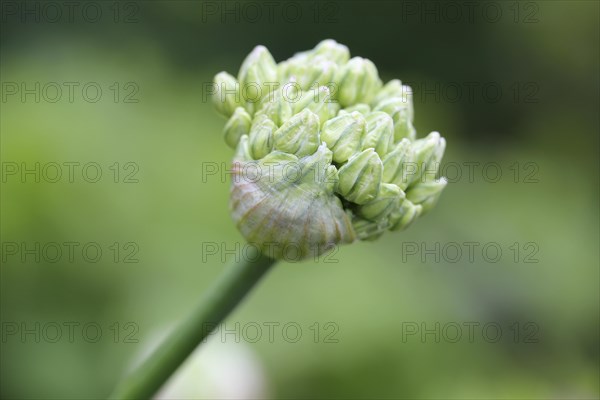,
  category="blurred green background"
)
[1,1,598,399]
